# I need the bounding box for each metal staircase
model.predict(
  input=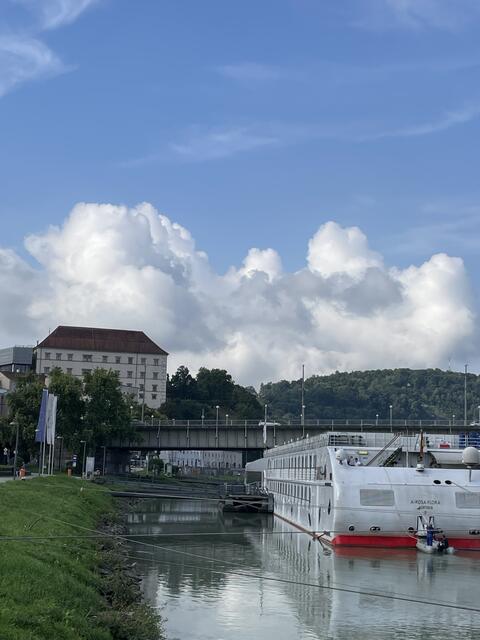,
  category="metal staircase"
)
[381,446,403,467]
[367,433,402,467]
